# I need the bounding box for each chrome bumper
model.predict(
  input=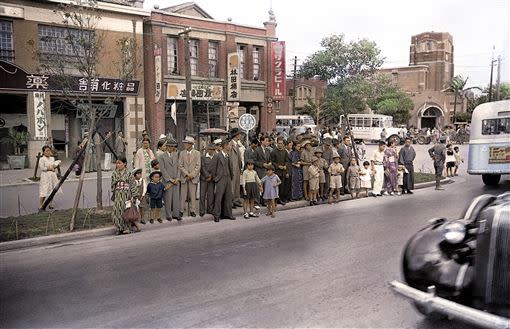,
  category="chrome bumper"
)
[389,280,510,329]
